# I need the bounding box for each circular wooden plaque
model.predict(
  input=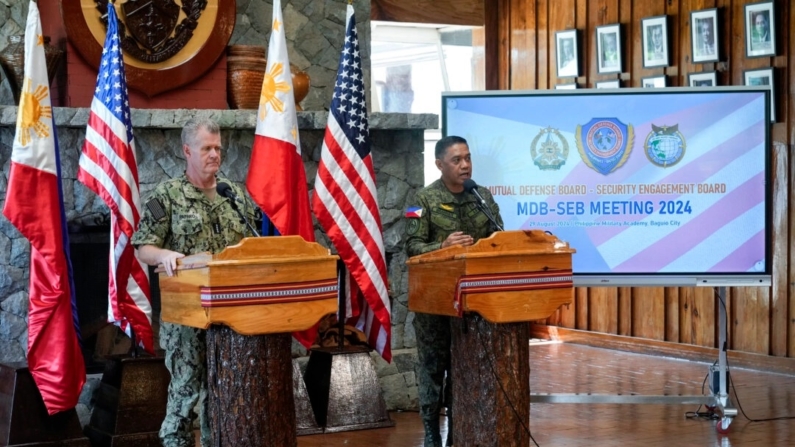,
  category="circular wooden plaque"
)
[61,0,235,97]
